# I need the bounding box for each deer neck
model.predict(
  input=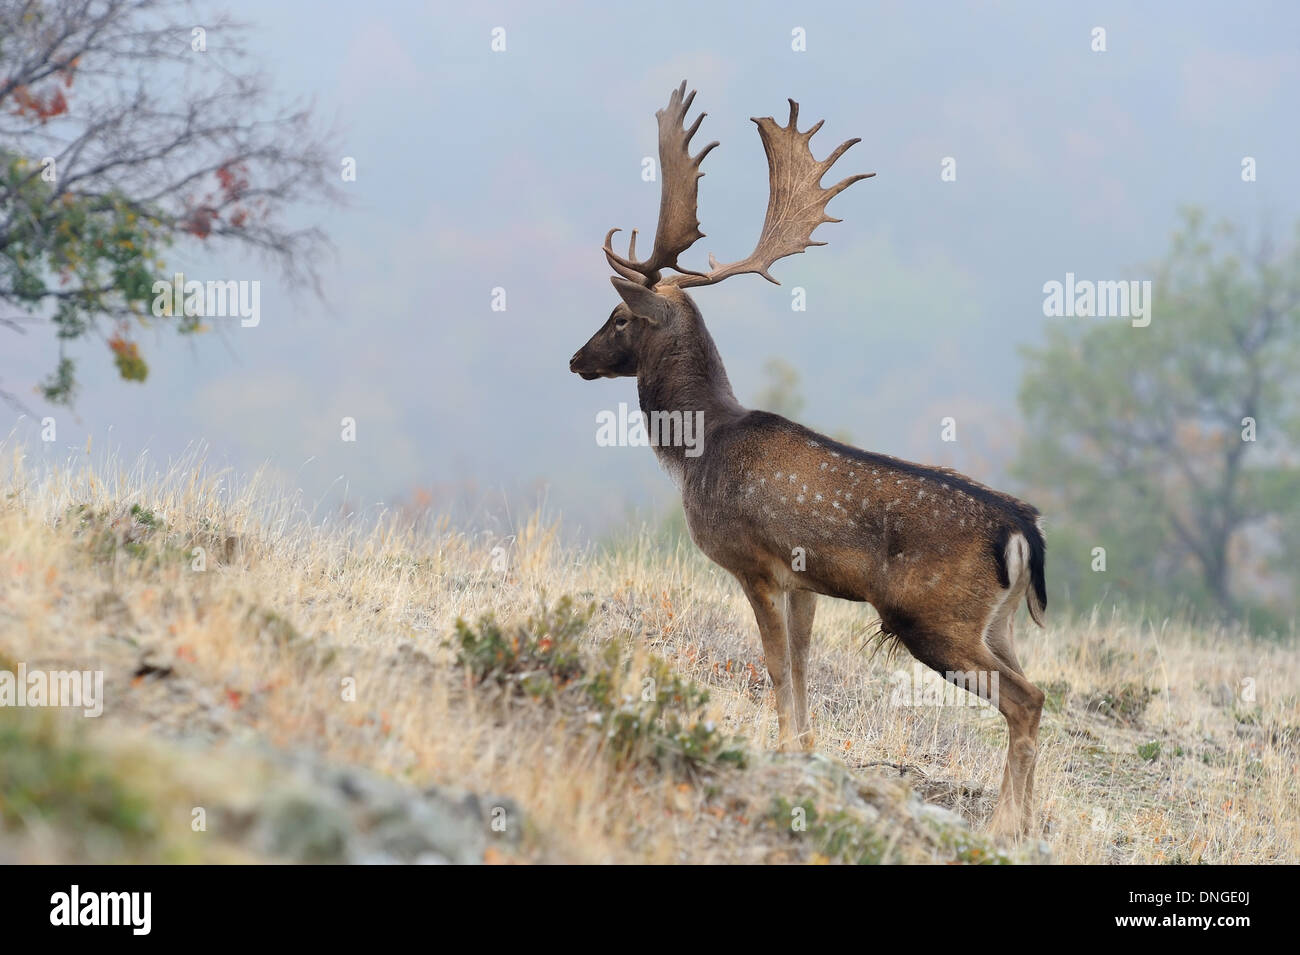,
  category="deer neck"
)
[635,307,744,479]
